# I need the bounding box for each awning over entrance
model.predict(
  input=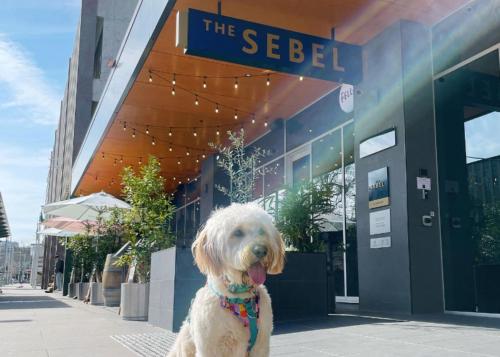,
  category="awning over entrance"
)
[72,0,468,196]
